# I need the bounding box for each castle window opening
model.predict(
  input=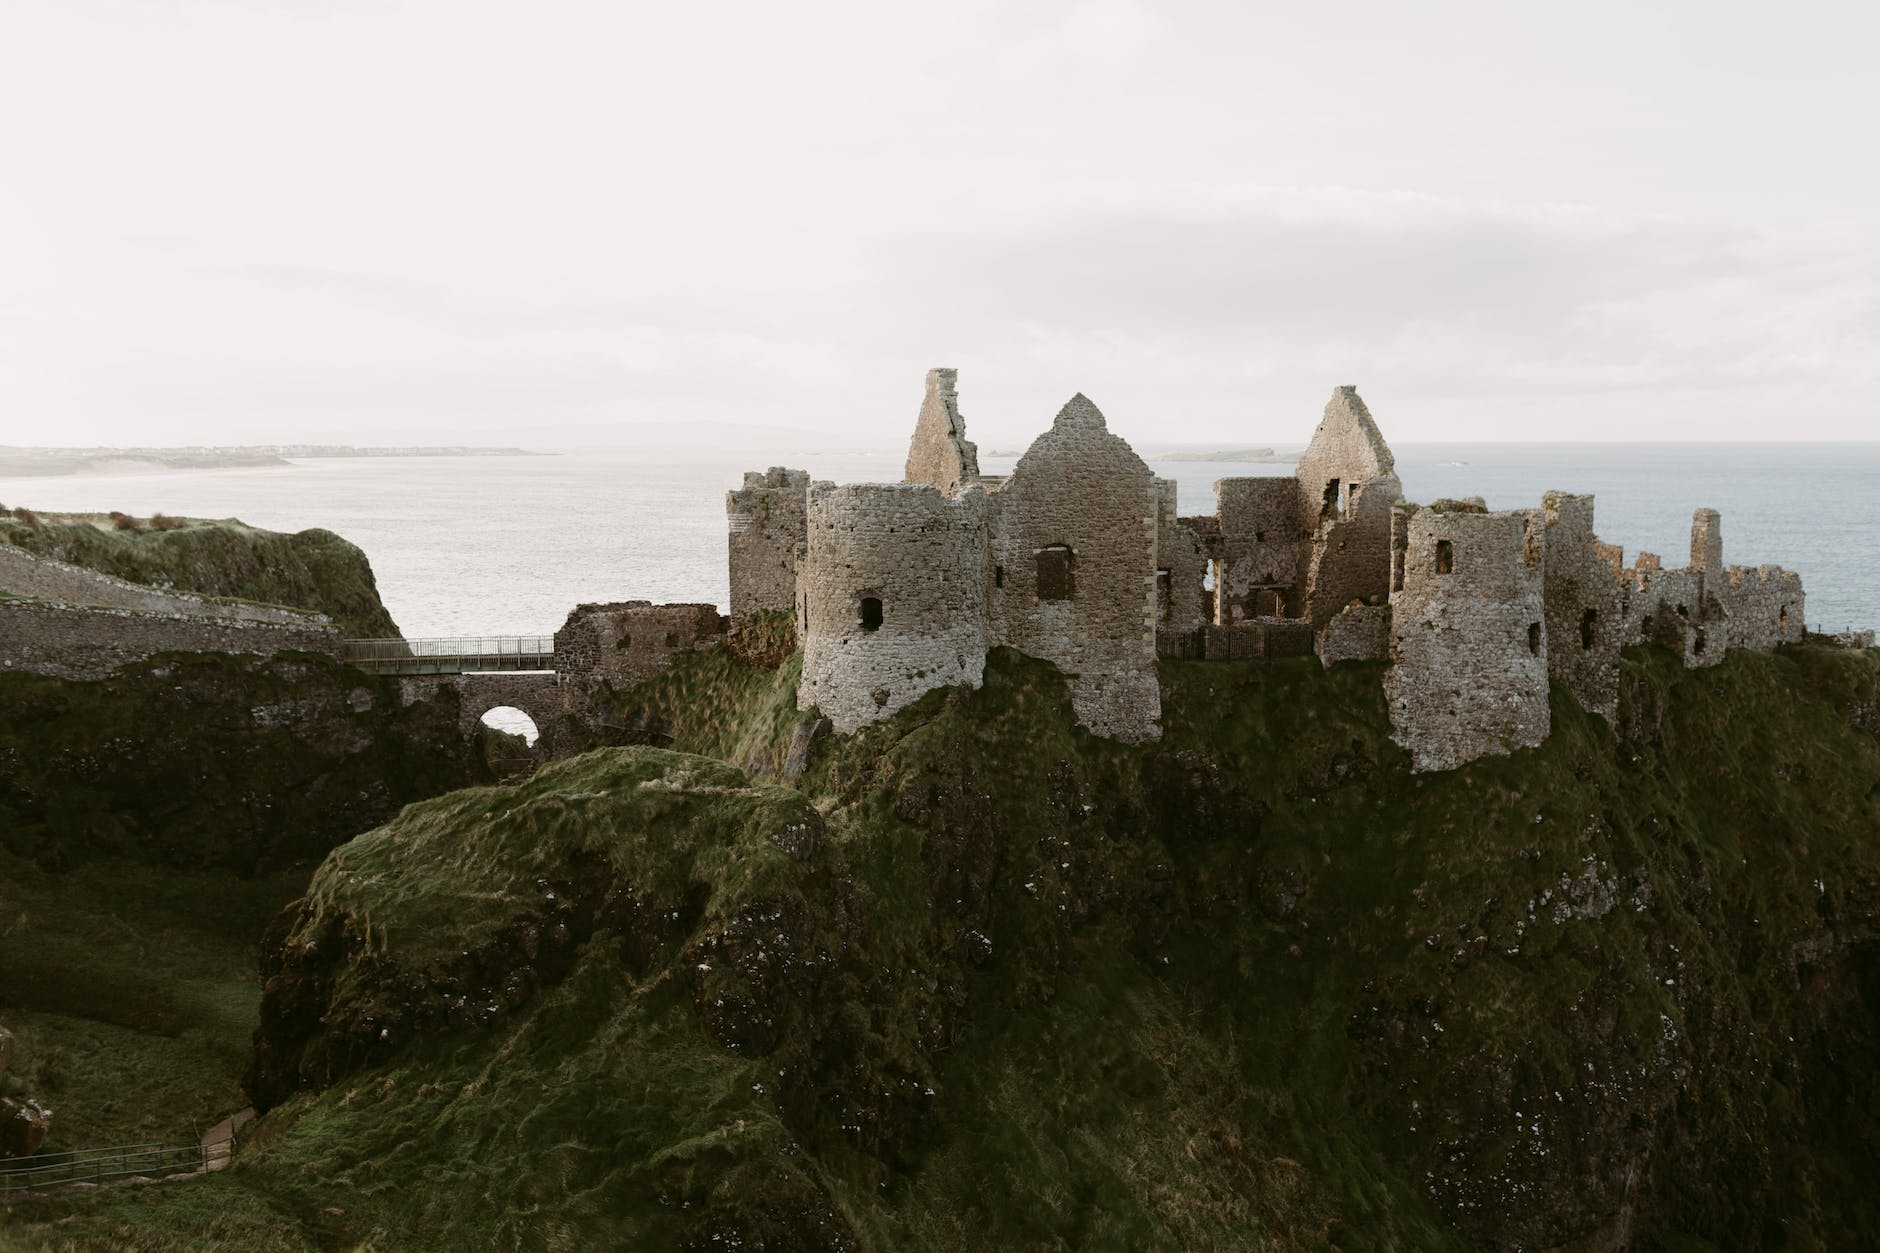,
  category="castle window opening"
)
[615,633,631,651]
[1037,545,1075,601]
[1155,569,1172,623]
[1435,540,1454,575]
[1256,589,1283,617]
[1202,560,1217,593]
[1322,479,1343,522]
[1780,605,1789,633]
[1528,623,1541,656]
[664,631,680,648]
[994,565,1005,589]
[1693,629,1707,656]
[1580,607,1598,651]
[1255,530,1266,543]
[859,596,884,632]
